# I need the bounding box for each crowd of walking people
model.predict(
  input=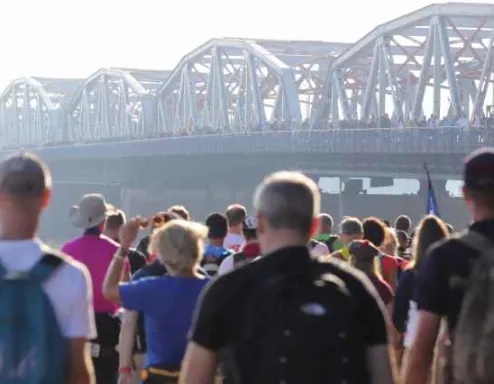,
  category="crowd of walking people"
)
[0,145,493,383]
[174,113,492,136]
